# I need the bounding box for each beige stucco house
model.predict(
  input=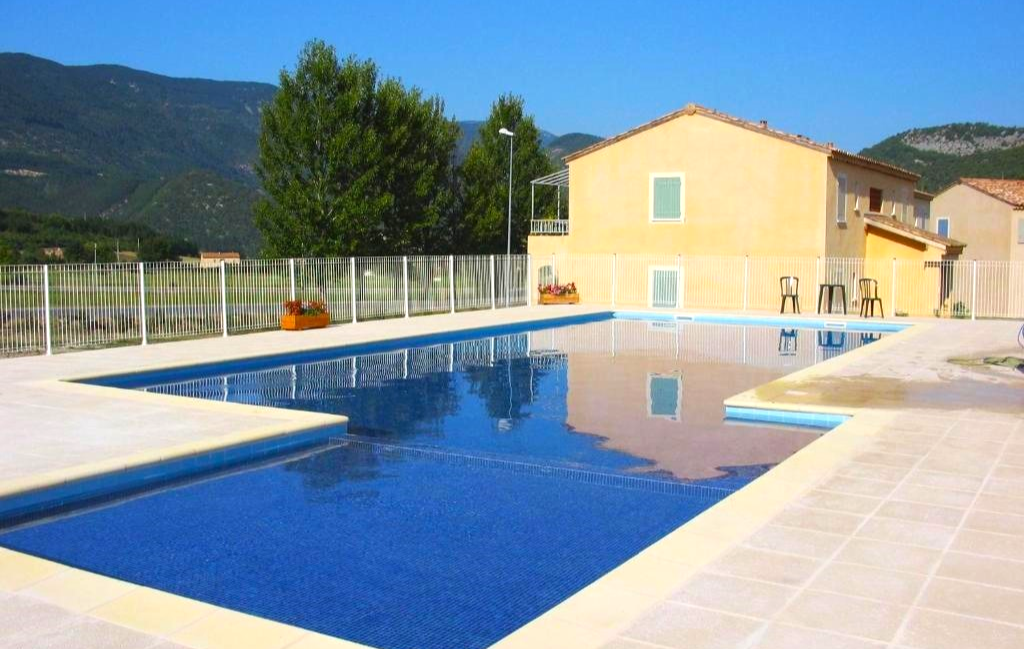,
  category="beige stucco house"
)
[529,104,963,263]
[931,178,1024,261]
